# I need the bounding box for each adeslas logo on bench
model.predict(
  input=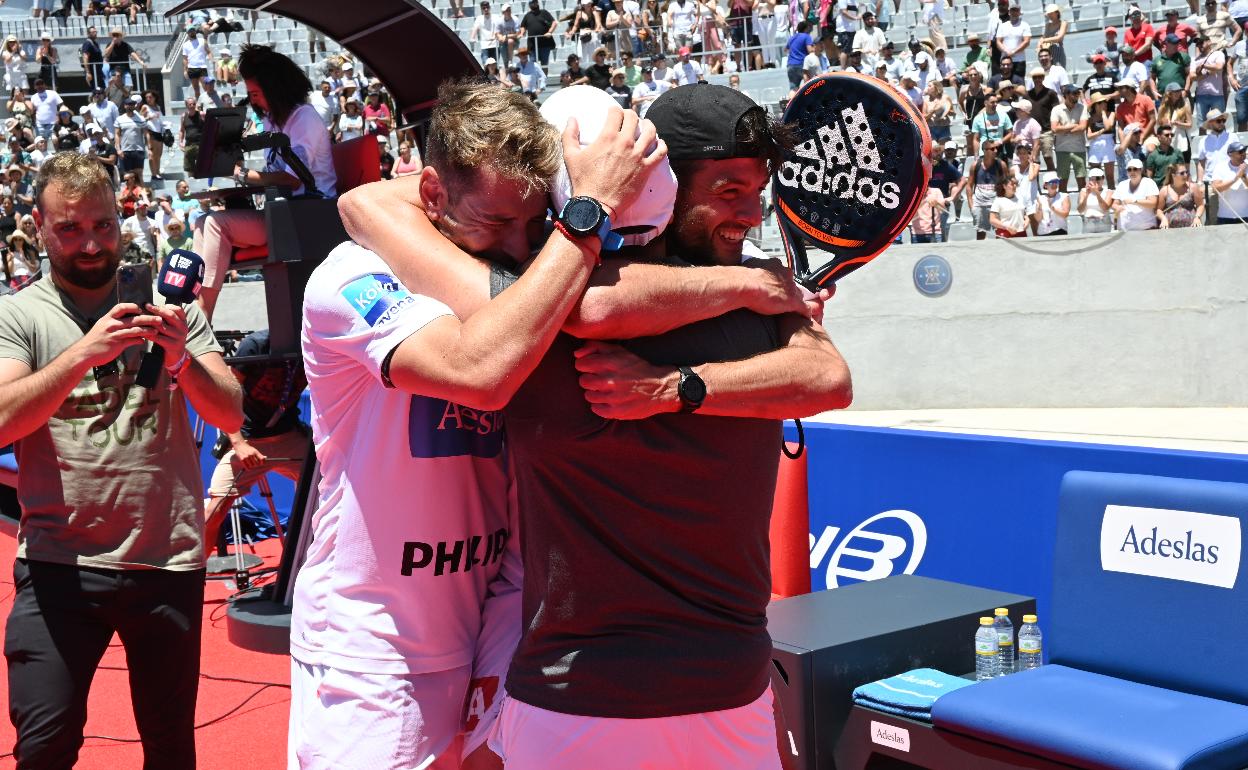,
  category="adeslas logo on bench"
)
[1099,505,1242,589]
